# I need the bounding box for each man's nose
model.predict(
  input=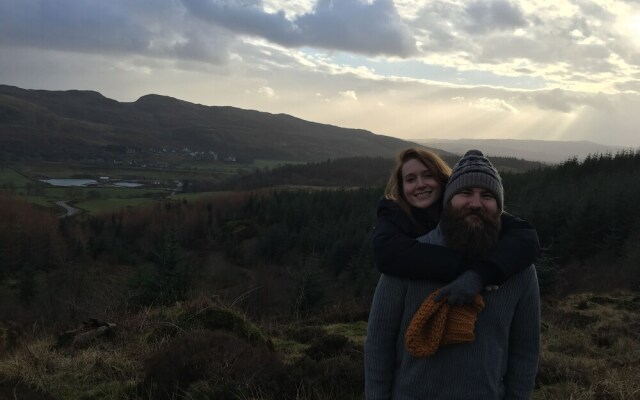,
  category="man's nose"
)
[467,194,482,208]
